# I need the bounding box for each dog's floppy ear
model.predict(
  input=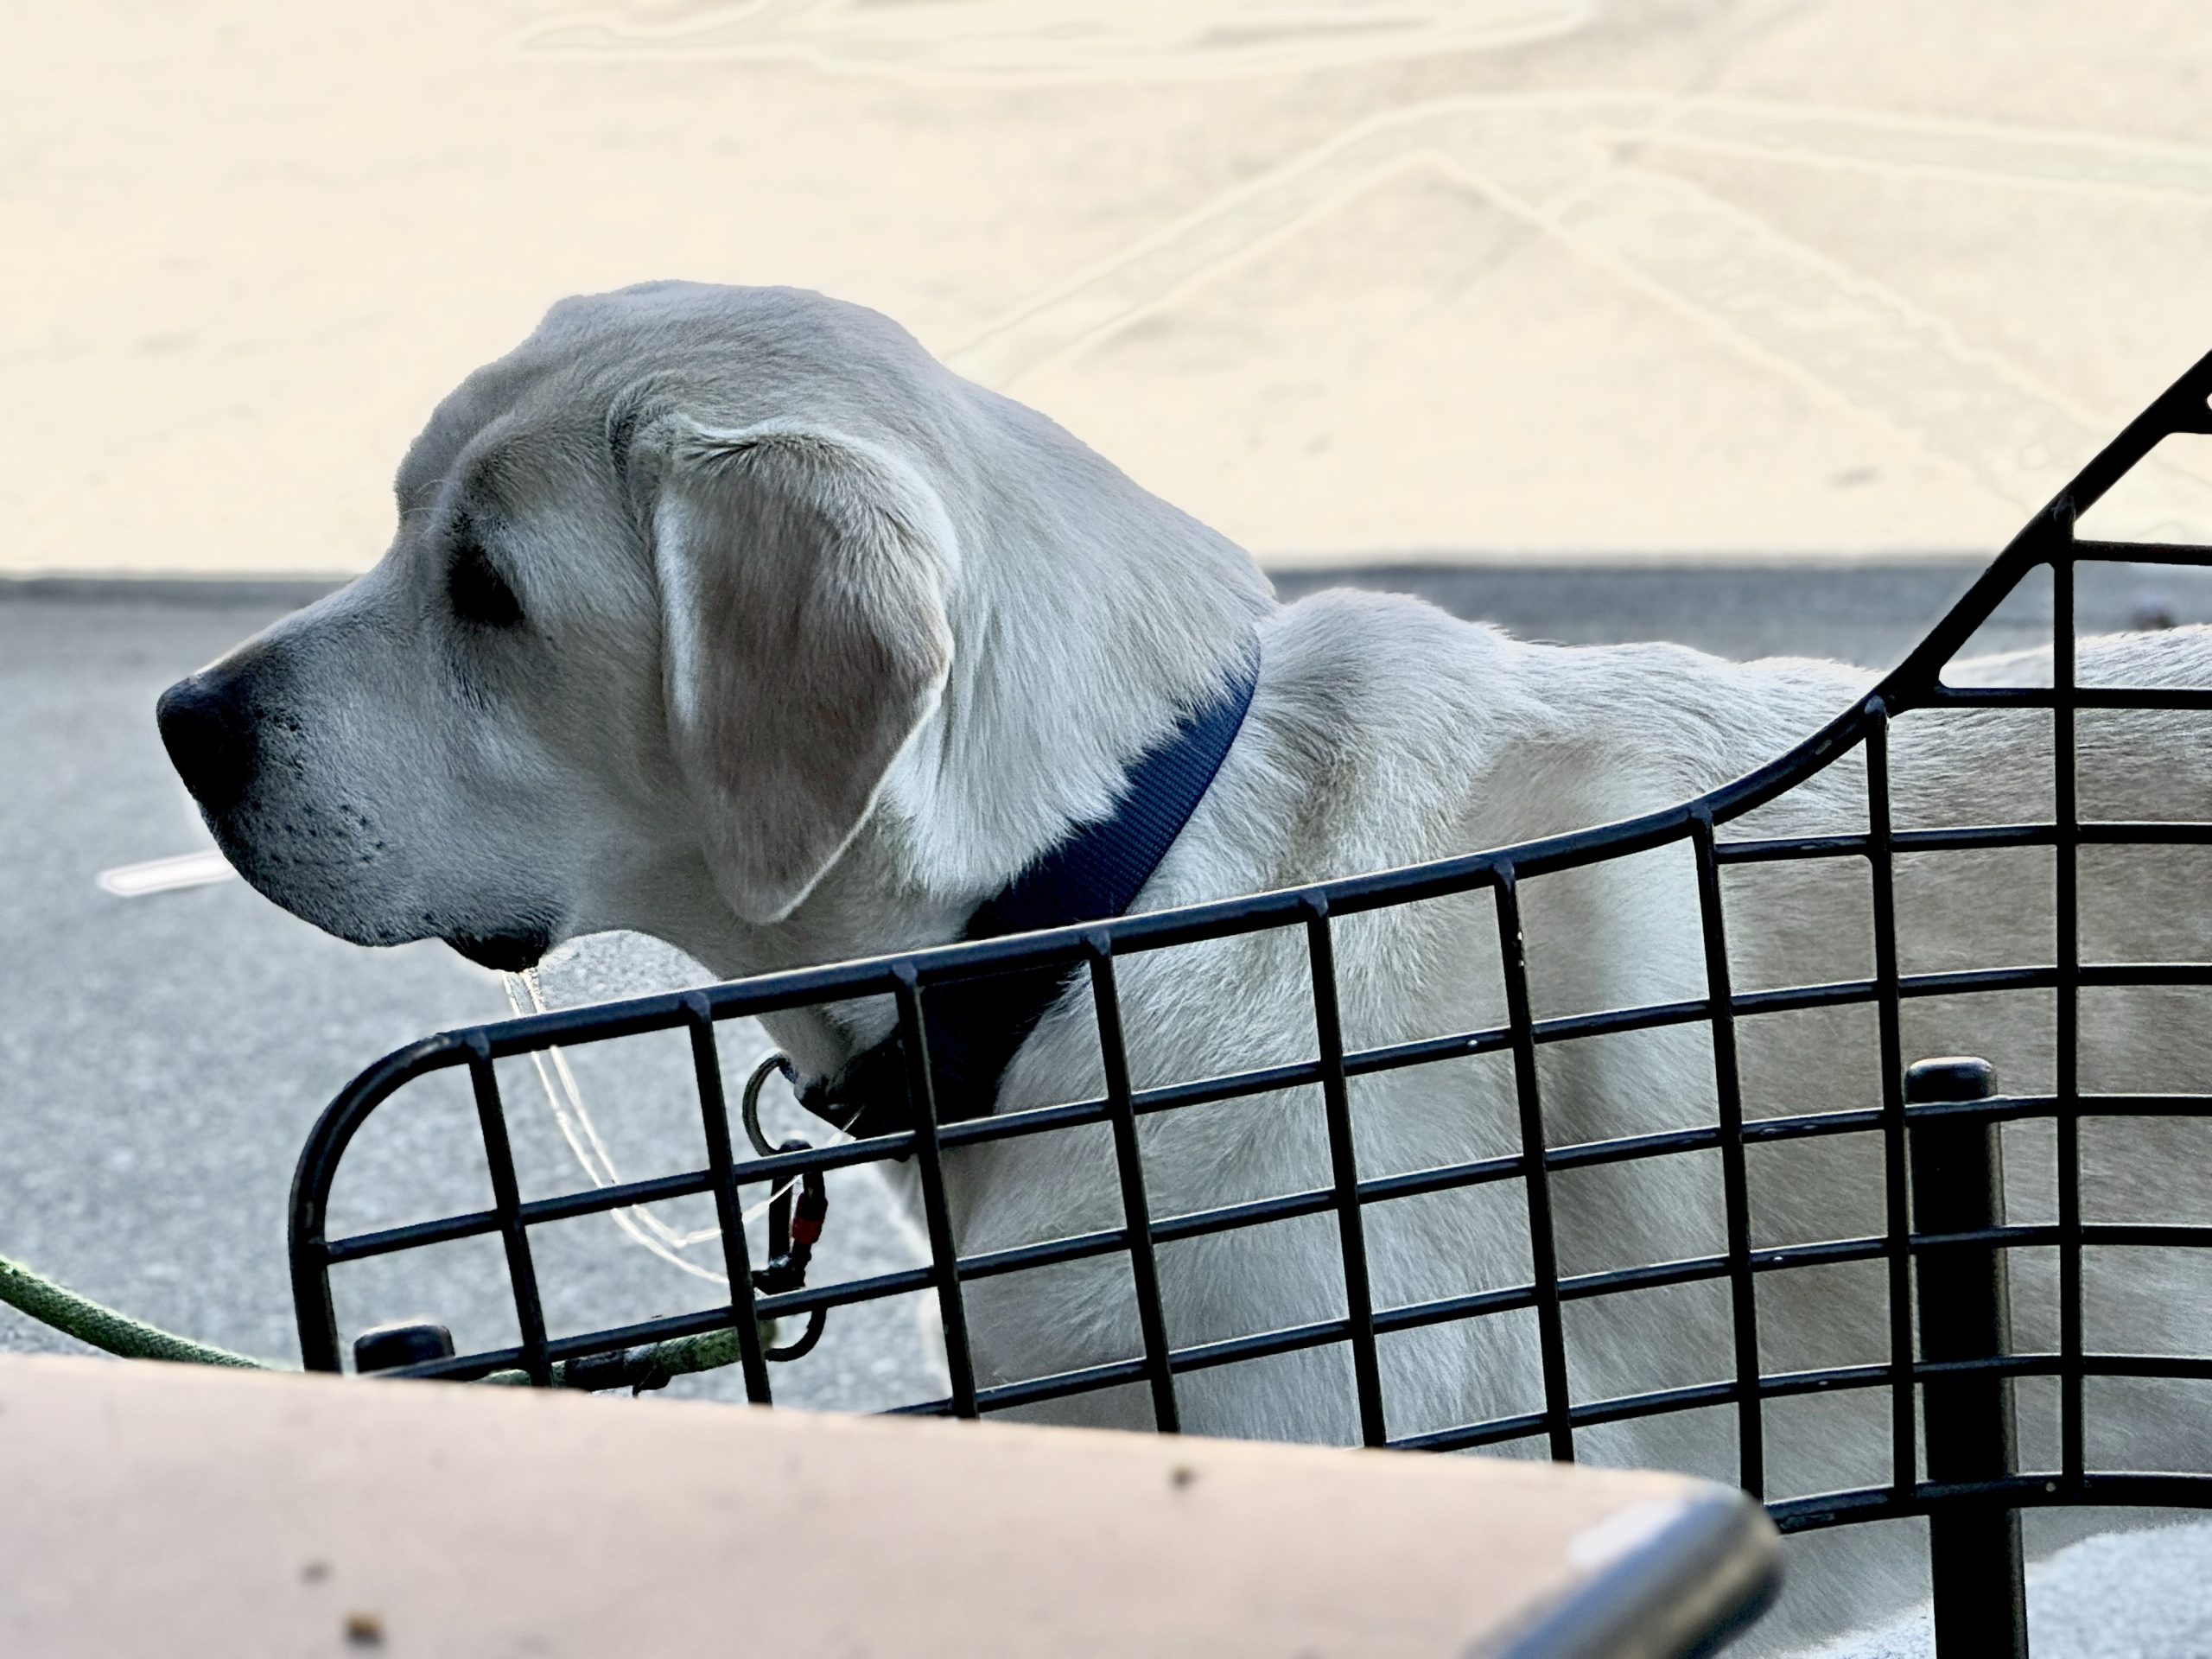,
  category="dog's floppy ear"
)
[639,416,955,925]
